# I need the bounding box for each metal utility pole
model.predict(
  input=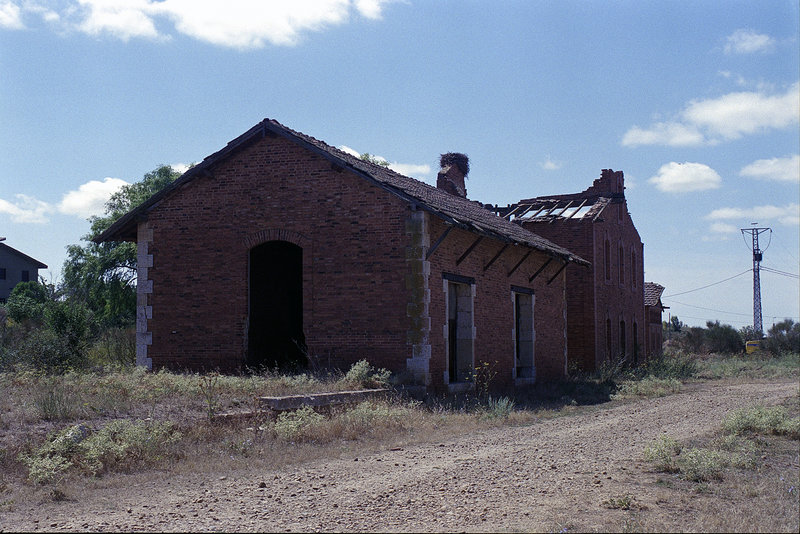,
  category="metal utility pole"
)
[741,226,771,336]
